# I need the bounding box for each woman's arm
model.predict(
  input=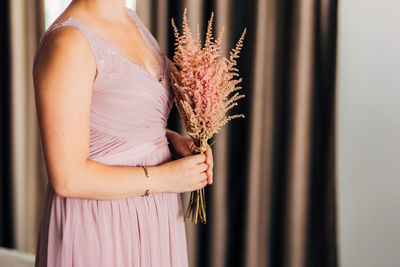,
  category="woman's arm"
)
[33,27,210,200]
[166,128,181,144]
